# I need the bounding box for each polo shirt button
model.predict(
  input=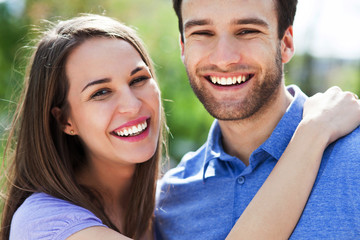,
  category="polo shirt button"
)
[237,176,245,185]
